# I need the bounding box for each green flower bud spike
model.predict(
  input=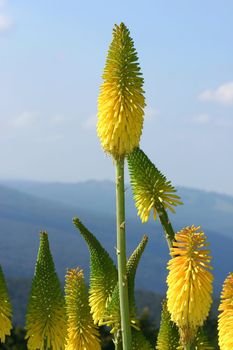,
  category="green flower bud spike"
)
[65,268,101,350]
[126,234,148,317]
[131,328,153,350]
[128,147,182,247]
[156,300,180,350]
[25,232,66,350]
[73,217,118,325]
[156,302,213,350]
[0,265,12,343]
[193,328,214,349]
[103,235,148,337]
